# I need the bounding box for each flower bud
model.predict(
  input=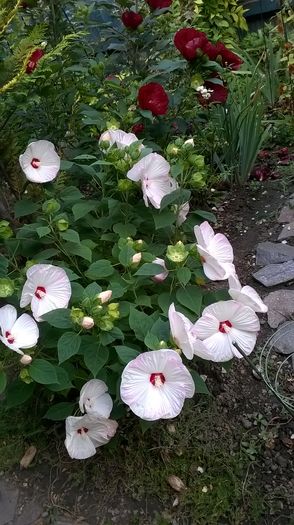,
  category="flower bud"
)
[25,259,37,270]
[166,241,189,264]
[81,316,95,329]
[133,239,146,251]
[70,307,85,324]
[183,138,194,149]
[0,220,13,240]
[118,179,134,192]
[159,340,167,349]
[191,172,205,189]
[190,73,204,90]
[20,354,32,365]
[99,316,114,331]
[0,278,15,298]
[108,303,120,320]
[98,290,112,304]
[166,143,180,157]
[19,368,33,384]
[189,154,205,169]
[42,199,60,215]
[131,252,142,265]
[56,218,69,232]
